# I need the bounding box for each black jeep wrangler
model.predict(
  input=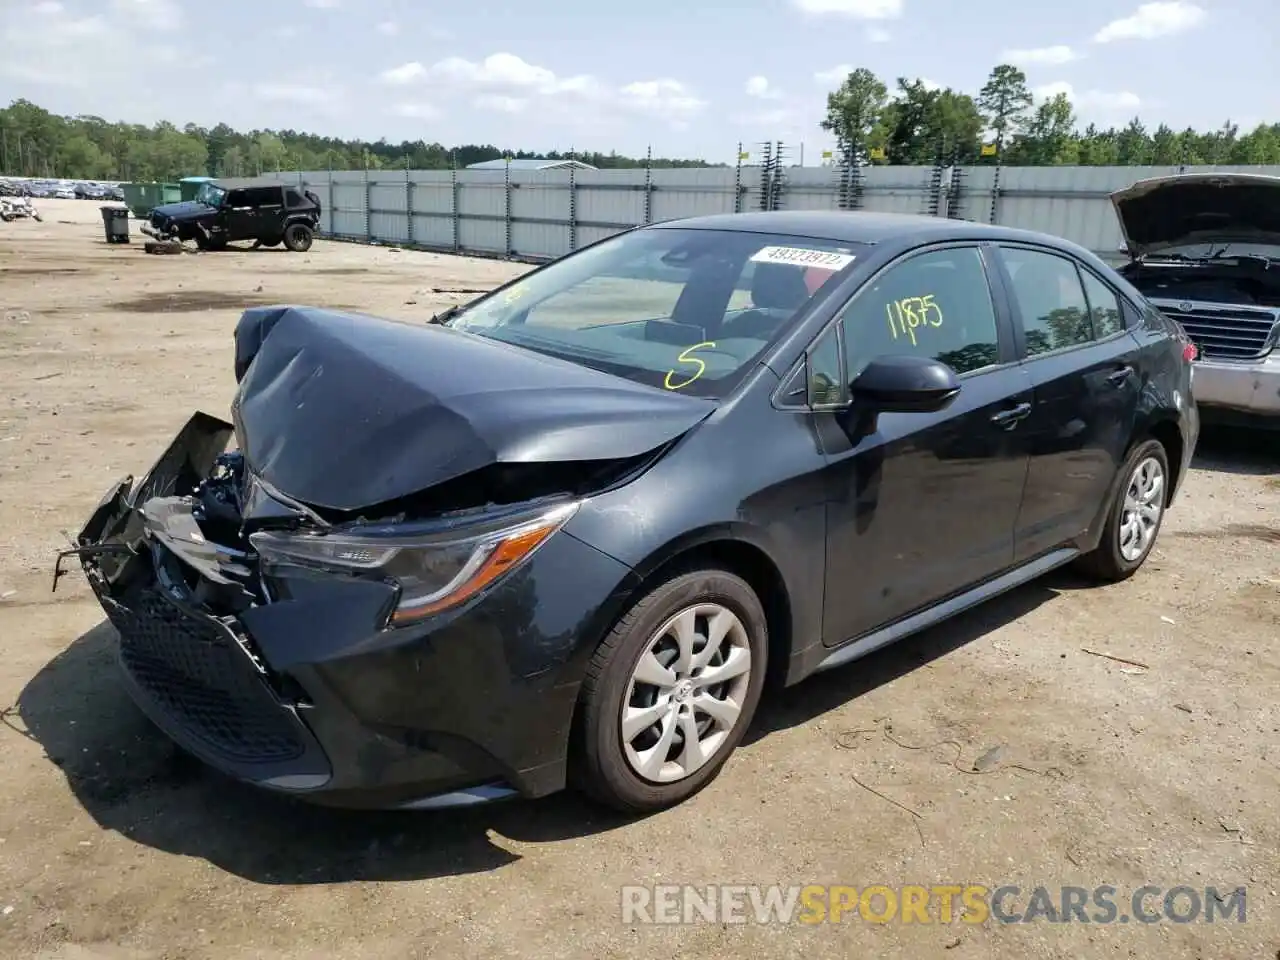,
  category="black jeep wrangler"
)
[146,177,322,252]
